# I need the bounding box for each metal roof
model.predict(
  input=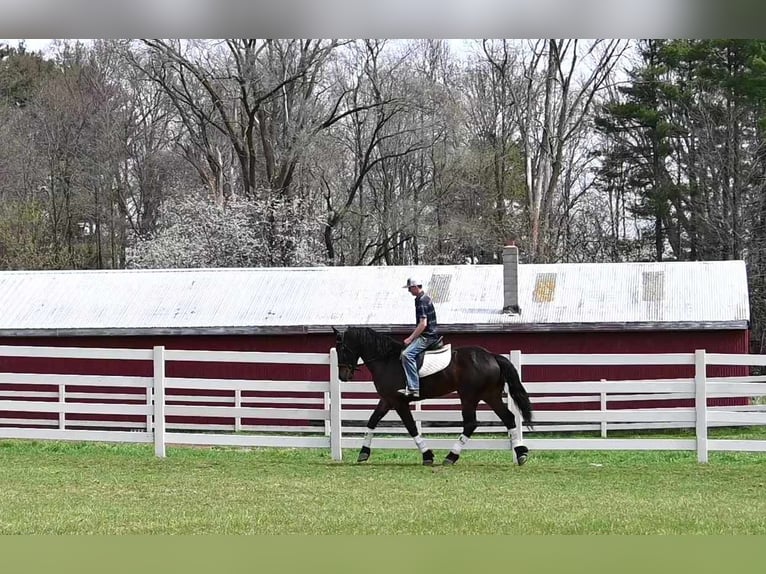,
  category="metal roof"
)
[0,260,749,336]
